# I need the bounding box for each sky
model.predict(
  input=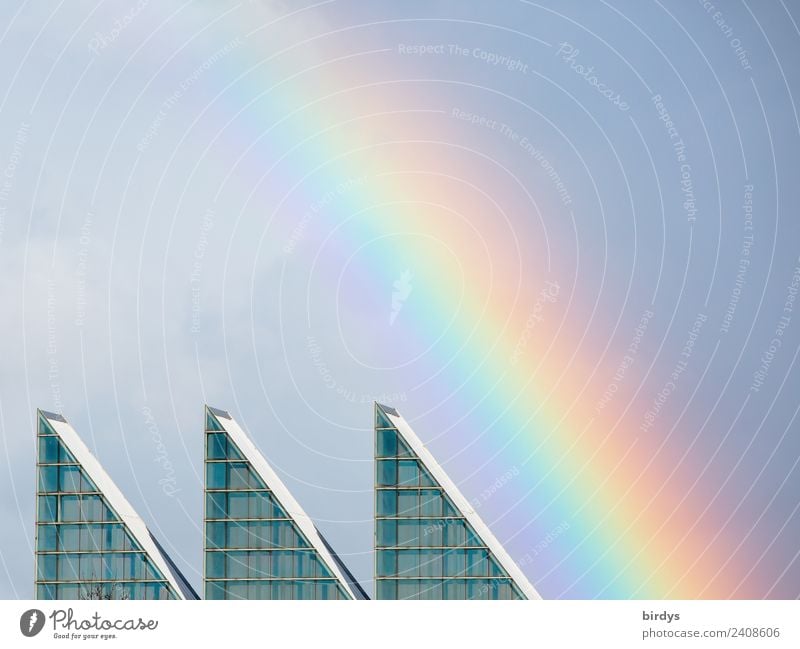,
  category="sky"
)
[1,0,799,599]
